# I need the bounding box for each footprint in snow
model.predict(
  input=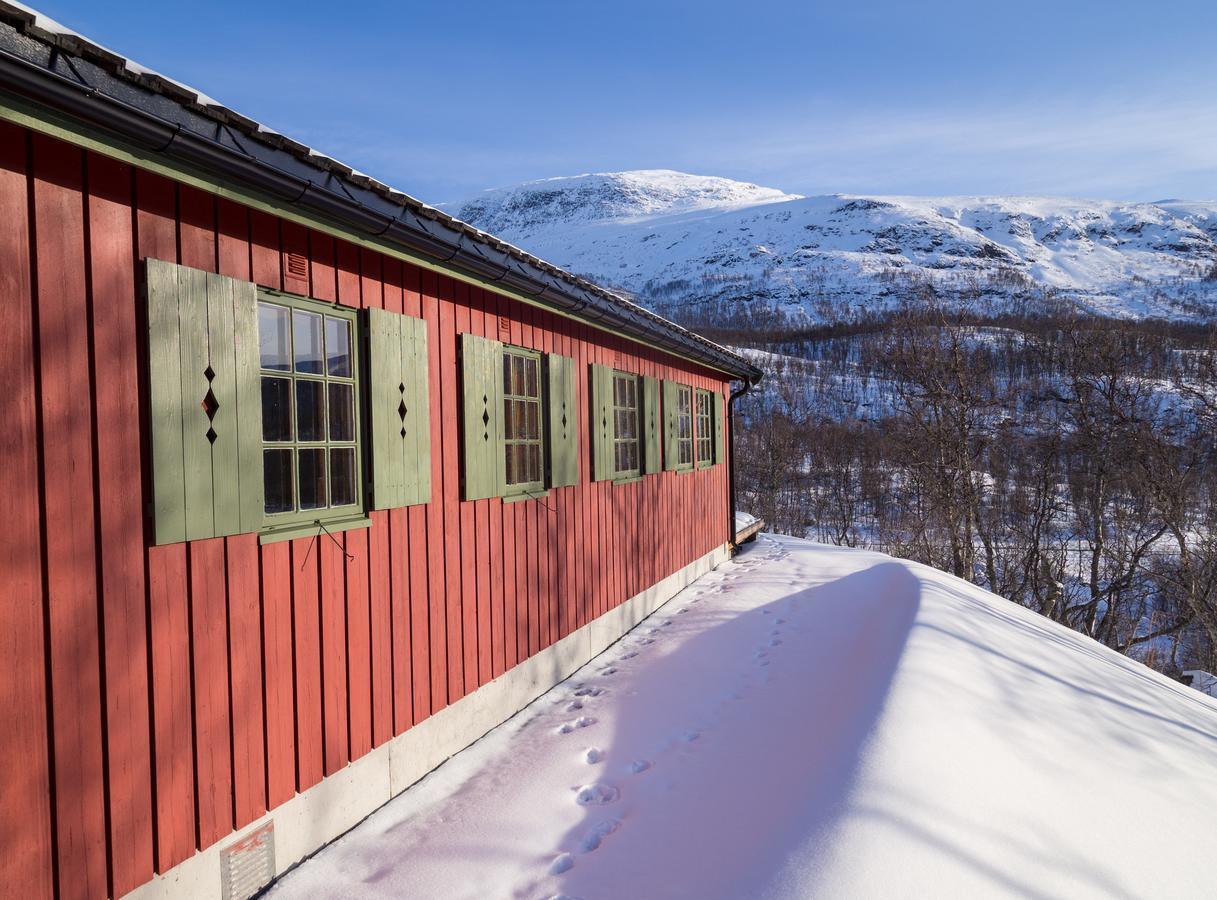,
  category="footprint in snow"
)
[574,686,606,698]
[639,638,655,645]
[557,717,597,735]
[769,638,782,647]
[600,667,618,676]
[681,730,700,743]
[627,759,651,774]
[620,651,638,660]
[575,783,619,805]
[584,747,604,764]
[579,819,620,852]
[549,853,575,875]
[566,700,584,712]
